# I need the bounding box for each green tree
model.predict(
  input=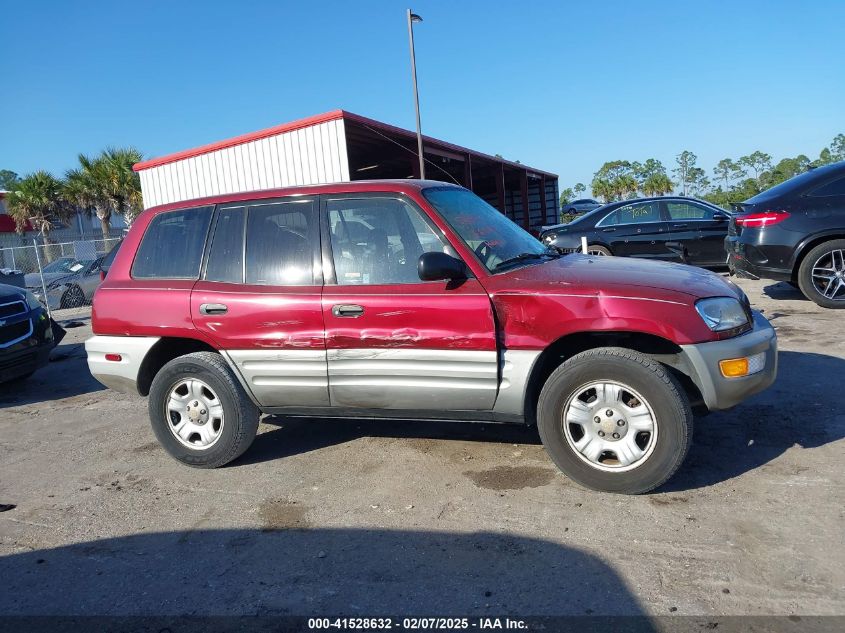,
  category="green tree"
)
[64,147,144,237]
[767,155,810,187]
[573,182,586,196]
[738,151,772,189]
[633,158,666,184]
[591,177,614,203]
[5,171,68,242]
[713,158,739,190]
[592,161,635,202]
[559,187,574,209]
[829,133,845,162]
[673,151,698,196]
[642,173,673,196]
[0,169,20,190]
[687,167,710,196]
